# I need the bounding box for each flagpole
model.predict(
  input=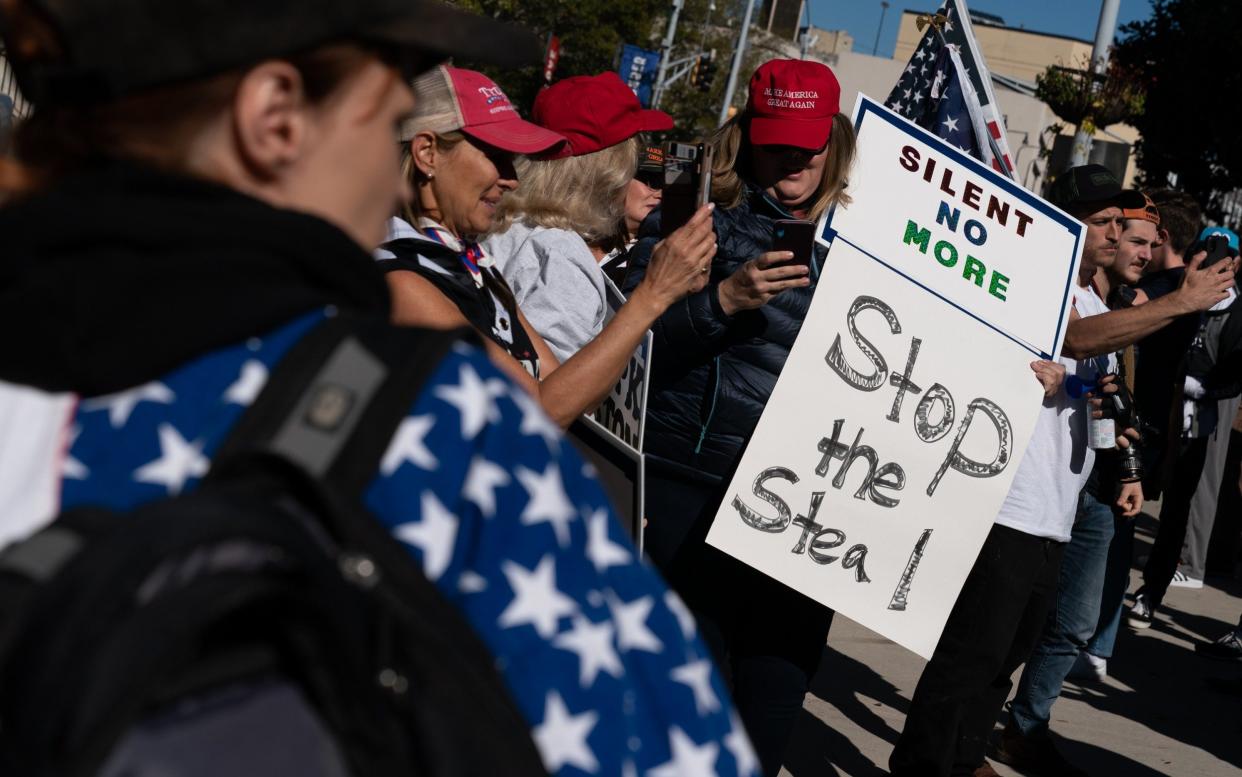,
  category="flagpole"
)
[718,0,757,126]
[1069,0,1120,168]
